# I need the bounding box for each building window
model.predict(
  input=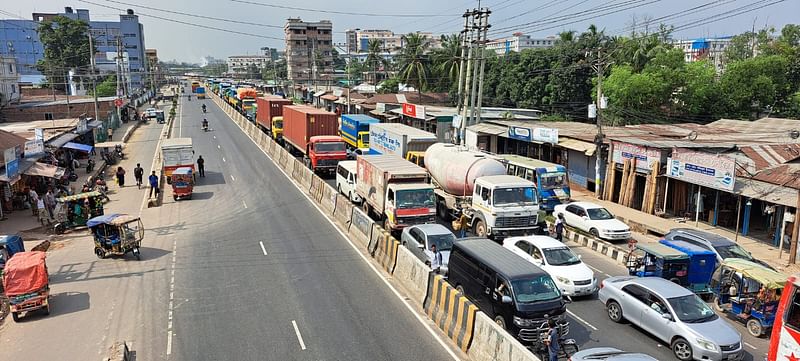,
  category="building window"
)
[123,33,137,38]
[11,84,16,94]
[45,112,53,120]
[8,63,14,73]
